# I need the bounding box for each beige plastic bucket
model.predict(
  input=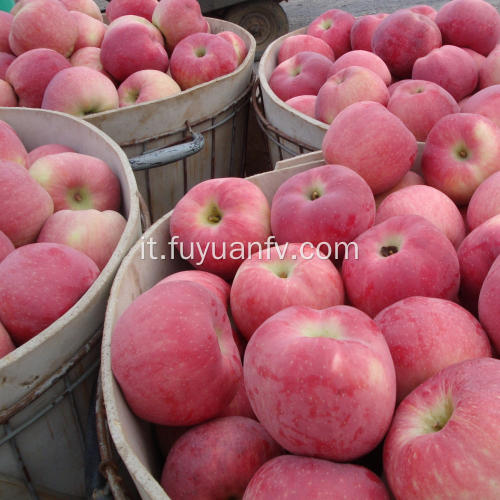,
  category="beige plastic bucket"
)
[0,108,141,499]
[100,149,424,498]
[85,17,256,222]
